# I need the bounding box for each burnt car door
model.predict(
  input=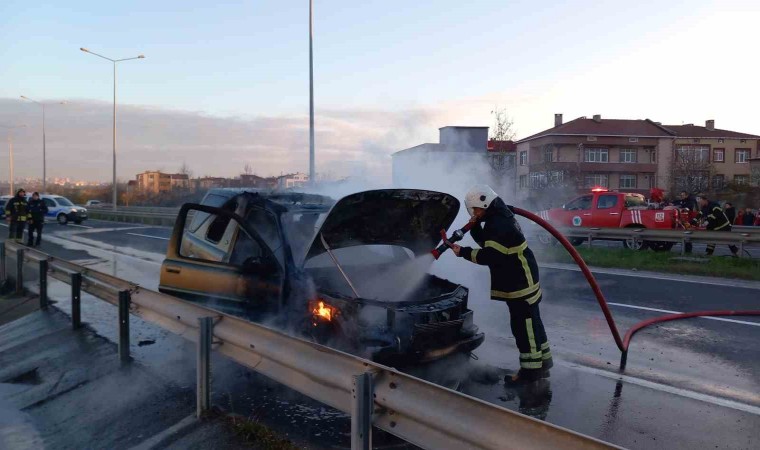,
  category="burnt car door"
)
[160,203,282,314]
